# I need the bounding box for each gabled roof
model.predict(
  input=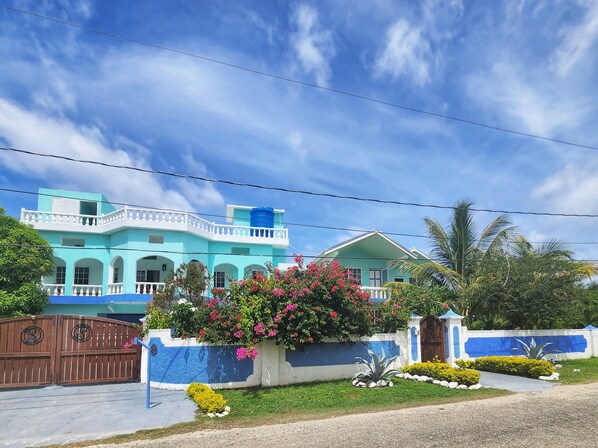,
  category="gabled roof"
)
[319,230,418,260]
[410,248,432,261]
